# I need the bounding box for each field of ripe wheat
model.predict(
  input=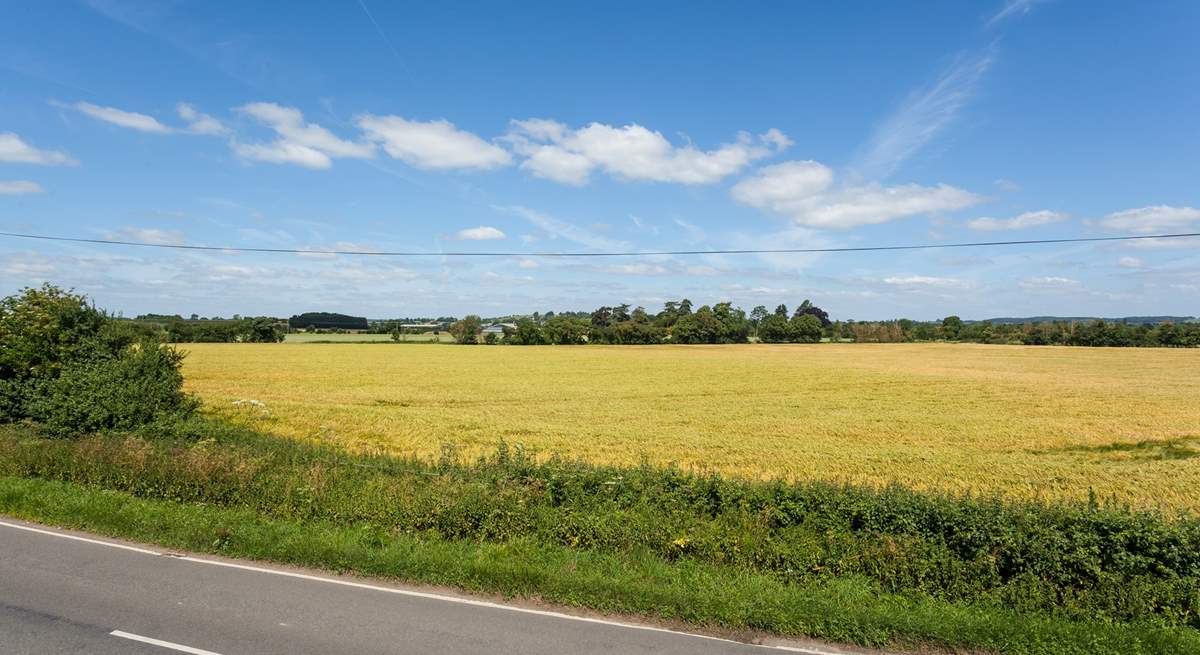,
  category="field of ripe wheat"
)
[180,342,1200,511]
